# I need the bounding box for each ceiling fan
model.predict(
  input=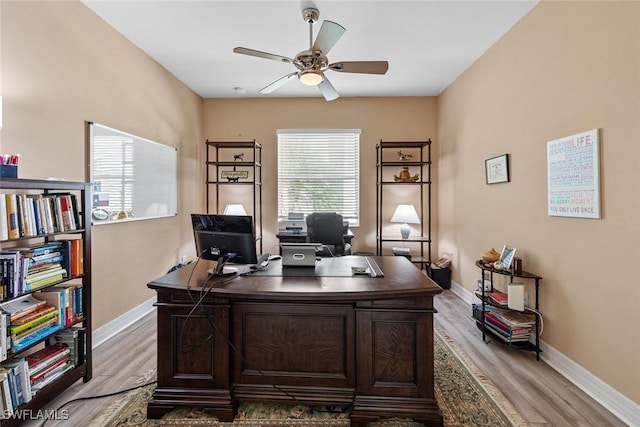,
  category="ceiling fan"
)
[233,7,389,101]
